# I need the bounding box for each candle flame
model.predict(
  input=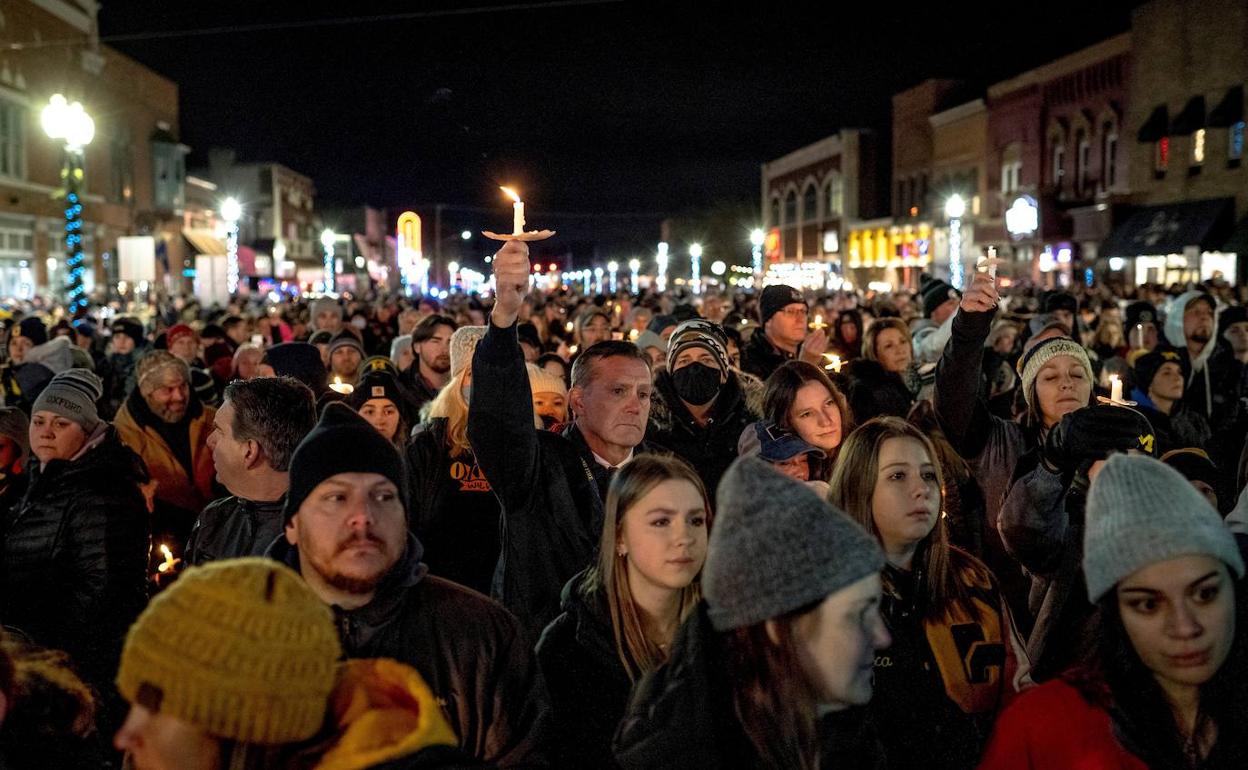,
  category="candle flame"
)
[500,186,522,204]
[158,543,176,573]
[334,376,342,385]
